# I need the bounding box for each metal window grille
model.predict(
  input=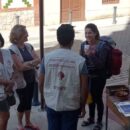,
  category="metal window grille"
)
[102,0,119,4]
